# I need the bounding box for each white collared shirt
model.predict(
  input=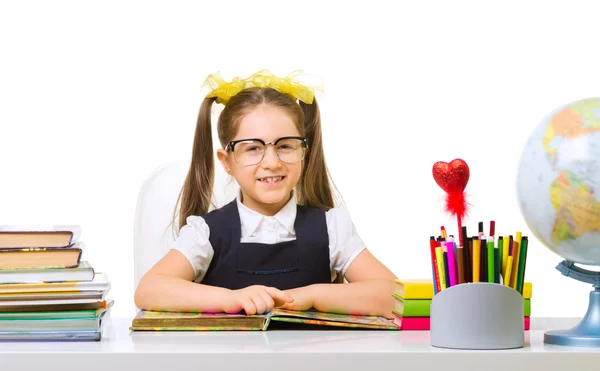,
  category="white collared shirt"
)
[173,192,367,283]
